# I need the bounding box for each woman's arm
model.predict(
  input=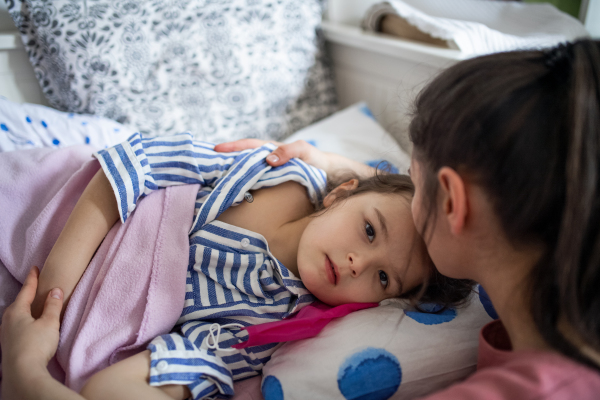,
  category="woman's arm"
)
[31,169,119,319]
[214,139,376,179]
